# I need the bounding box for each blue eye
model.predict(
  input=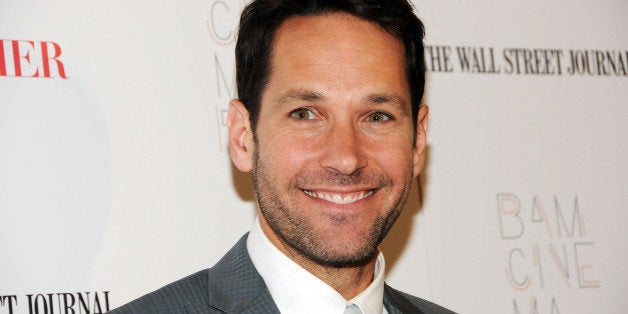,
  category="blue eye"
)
[366,112,392,122]
[290,108,316,120]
